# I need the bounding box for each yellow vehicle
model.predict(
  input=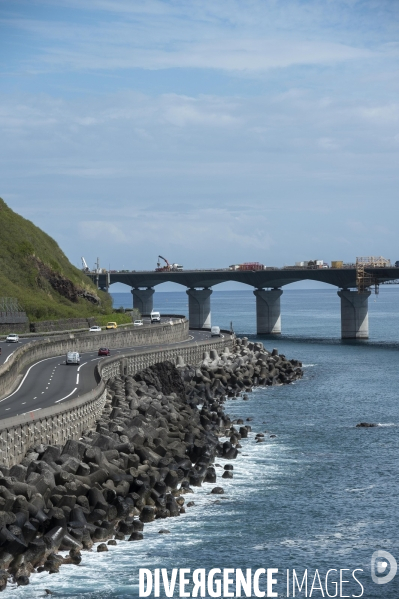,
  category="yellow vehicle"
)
[106,321,117,329]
